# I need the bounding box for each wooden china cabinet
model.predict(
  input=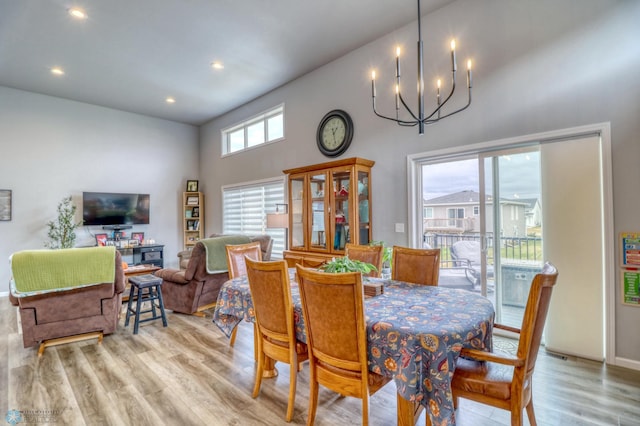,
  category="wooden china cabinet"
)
[282,157,374,268]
